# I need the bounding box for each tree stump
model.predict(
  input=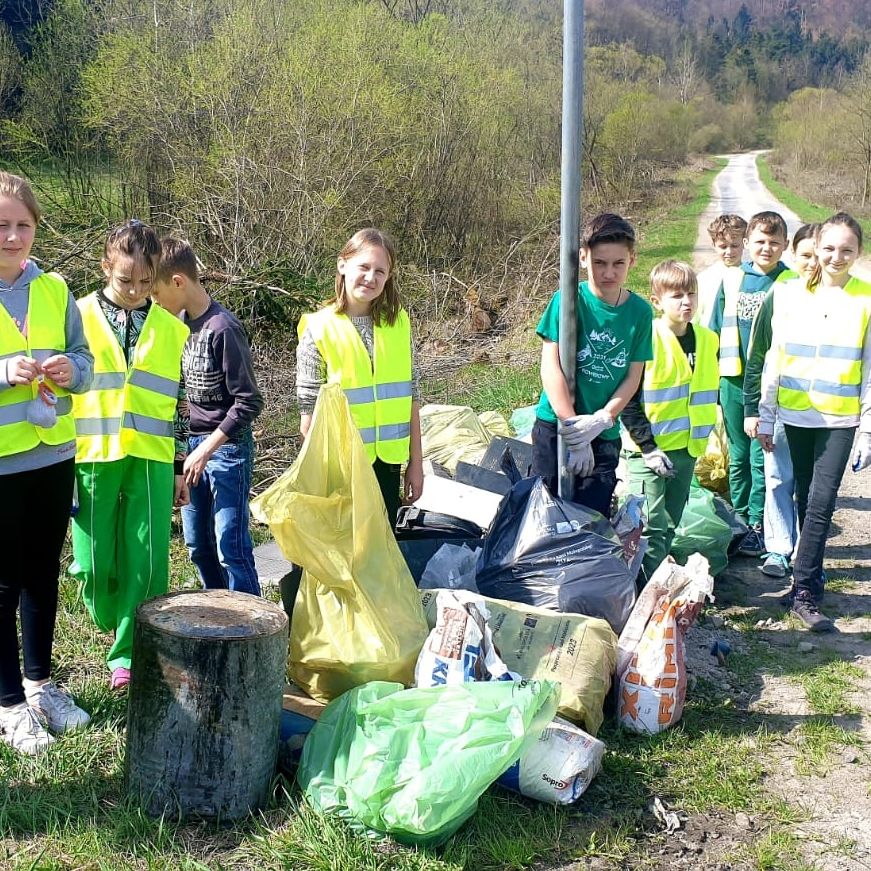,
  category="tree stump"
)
[125,589,288,820]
